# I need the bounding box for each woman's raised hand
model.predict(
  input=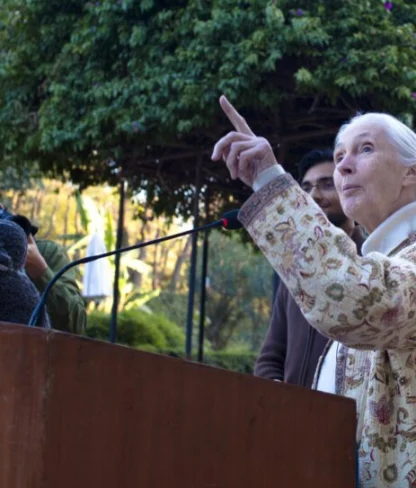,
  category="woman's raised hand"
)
[211,95,279,188]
